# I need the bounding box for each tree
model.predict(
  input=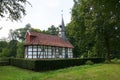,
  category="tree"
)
[16,42,24,58]
[13,23,41,41]
[8,29,17,40]
[12,23,32,41]
[0,41,9,57]
[0,41,8,53]
[0,48,9,57]
[0,0,29,21]
[46,25,59,35]
[8,40,18,57]
[67,0,95,58]
[68,0,120,61]
[86,0,120,61]
[41,25,59,36]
